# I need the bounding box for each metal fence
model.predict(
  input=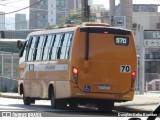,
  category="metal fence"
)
[0,51,19,80]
